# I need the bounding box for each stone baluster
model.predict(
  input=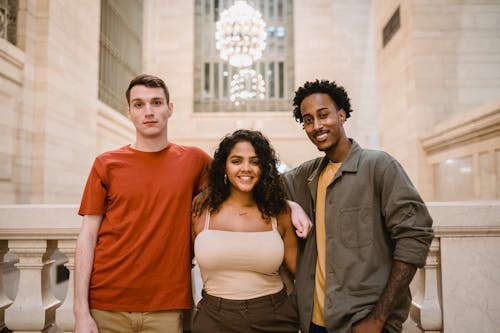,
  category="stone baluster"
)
[410,237,443,333]
[5,239,61,332]
[55,239,76,332]
[0,240,12,331]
